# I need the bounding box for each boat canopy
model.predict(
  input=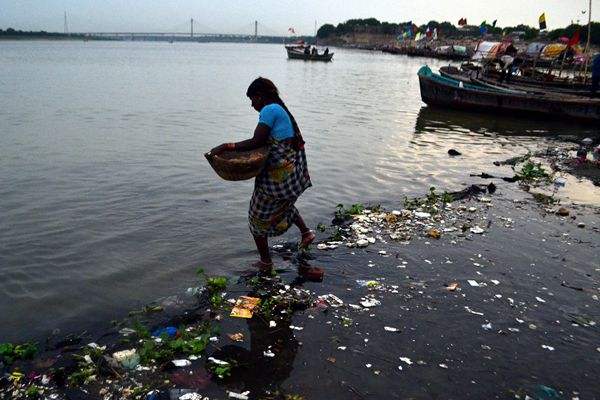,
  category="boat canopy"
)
[472,41,501,61]
[541,43,566,58]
